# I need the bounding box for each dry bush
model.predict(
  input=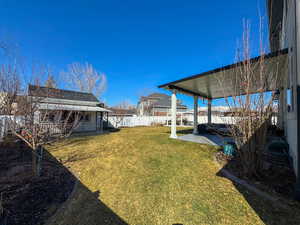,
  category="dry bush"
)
[217,20,284,178]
